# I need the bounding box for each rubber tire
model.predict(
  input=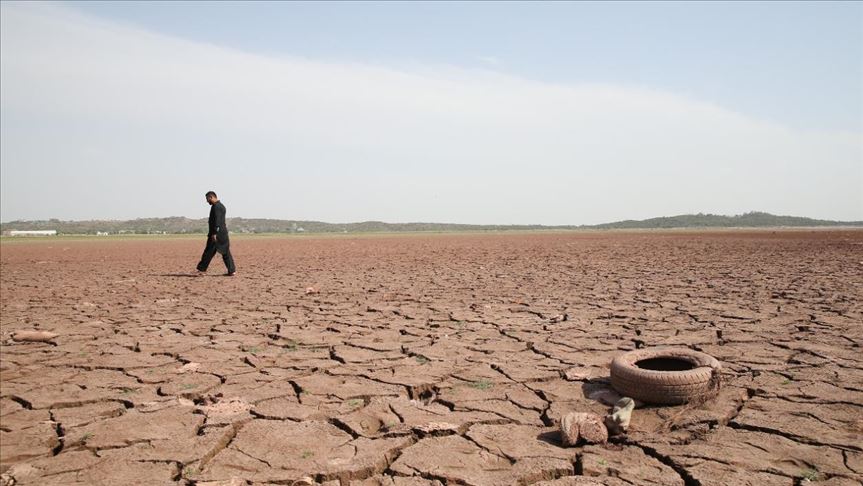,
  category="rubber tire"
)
[610,348,721,405]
